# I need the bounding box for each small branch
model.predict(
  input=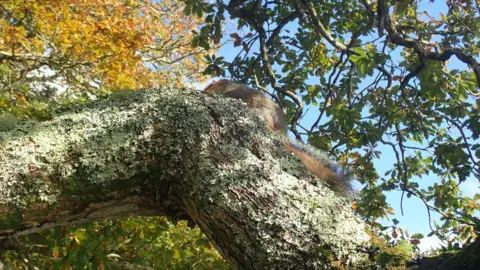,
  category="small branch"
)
[293,0,348,52]
[381,3,480,88]
[226,3,304,140]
